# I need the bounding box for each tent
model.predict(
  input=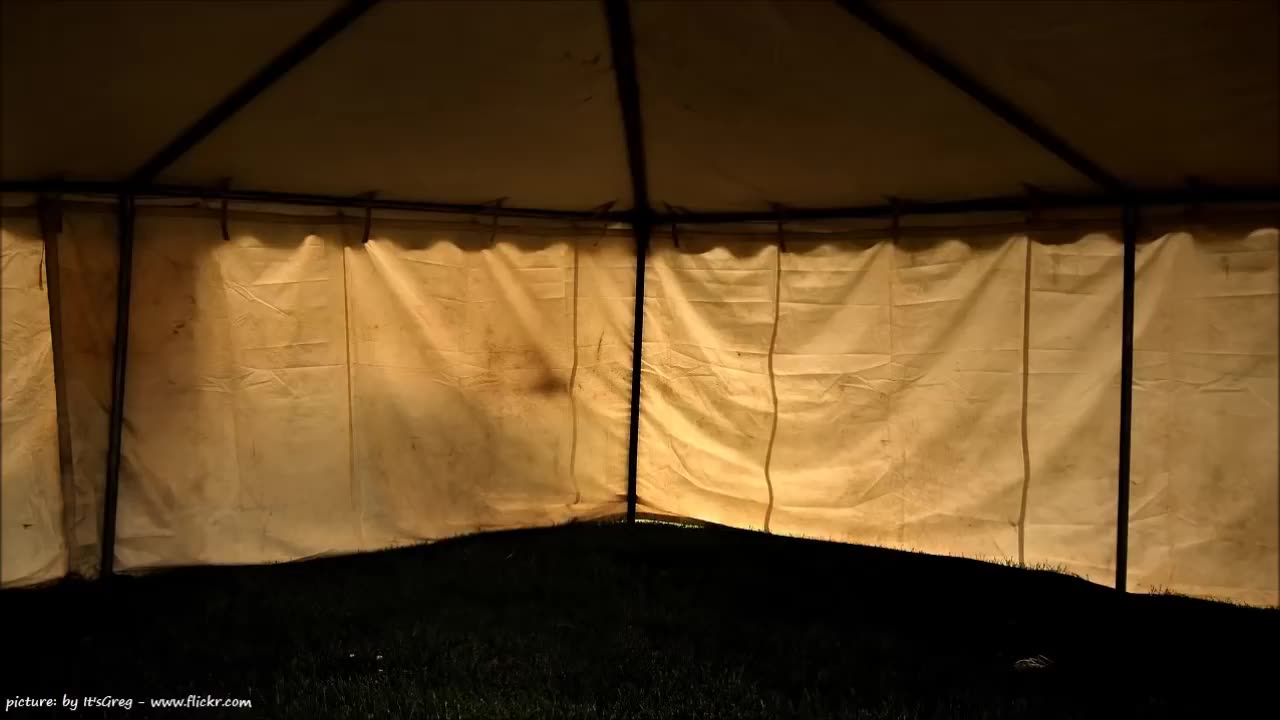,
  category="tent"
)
[1,0,1276,606]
